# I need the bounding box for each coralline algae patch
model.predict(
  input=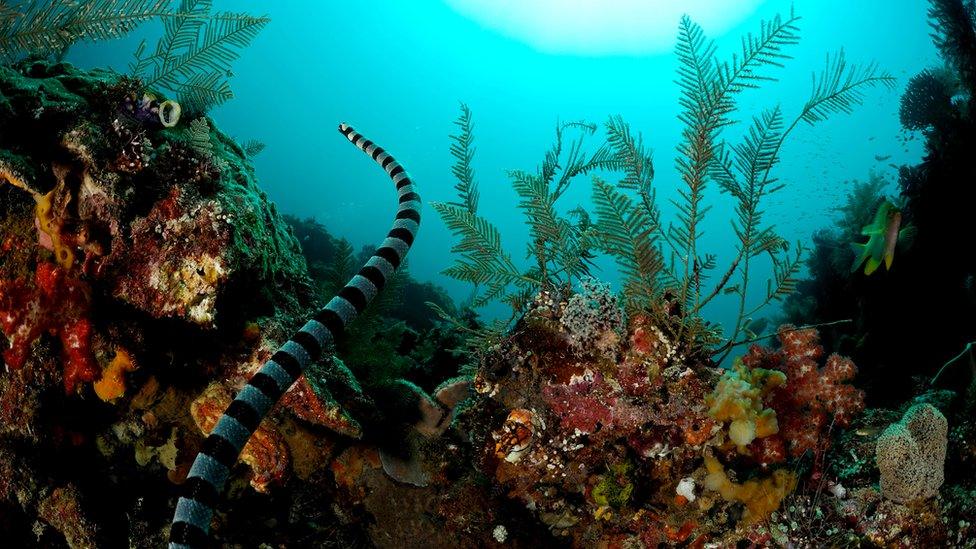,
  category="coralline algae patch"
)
[467,285,776,545]
[106,189,231,327]
[0,261,98,393]
[450,284,968,548]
